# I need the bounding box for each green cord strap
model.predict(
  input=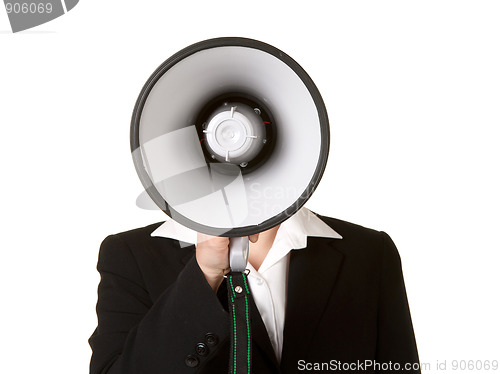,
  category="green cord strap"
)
[227,272,252,374]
